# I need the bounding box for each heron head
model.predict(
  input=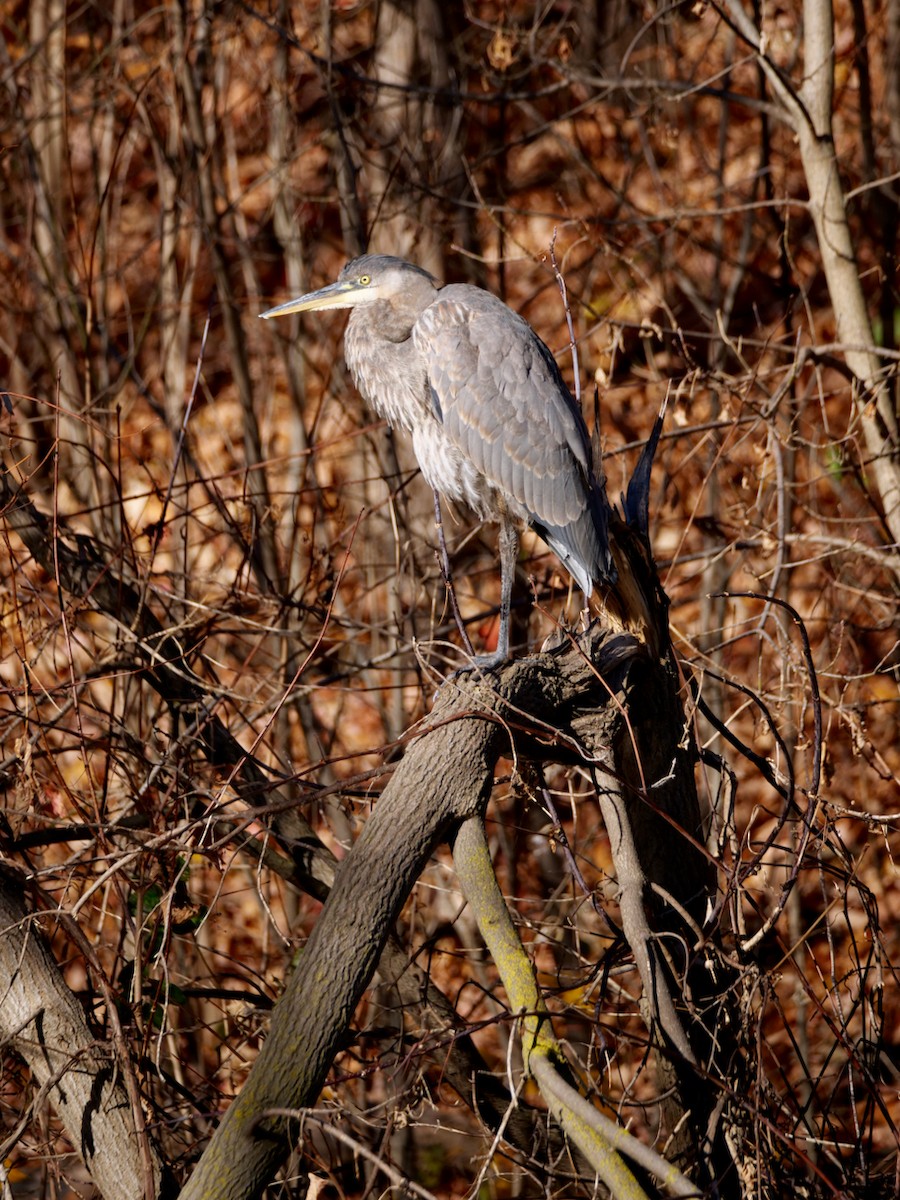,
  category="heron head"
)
[260,255,438,321]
